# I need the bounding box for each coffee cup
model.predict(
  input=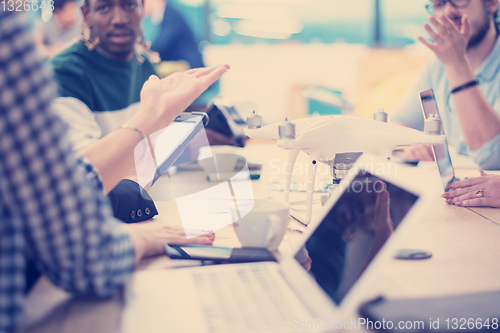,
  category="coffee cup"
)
[233,199,290,251]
